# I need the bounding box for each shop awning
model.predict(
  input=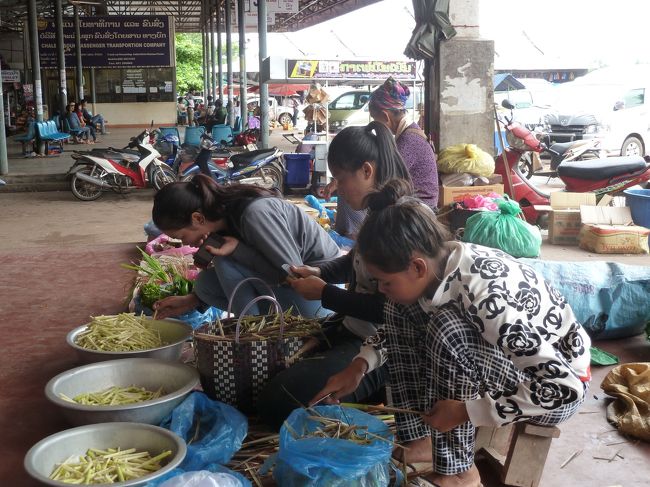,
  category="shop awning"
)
[249,84,311,96]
